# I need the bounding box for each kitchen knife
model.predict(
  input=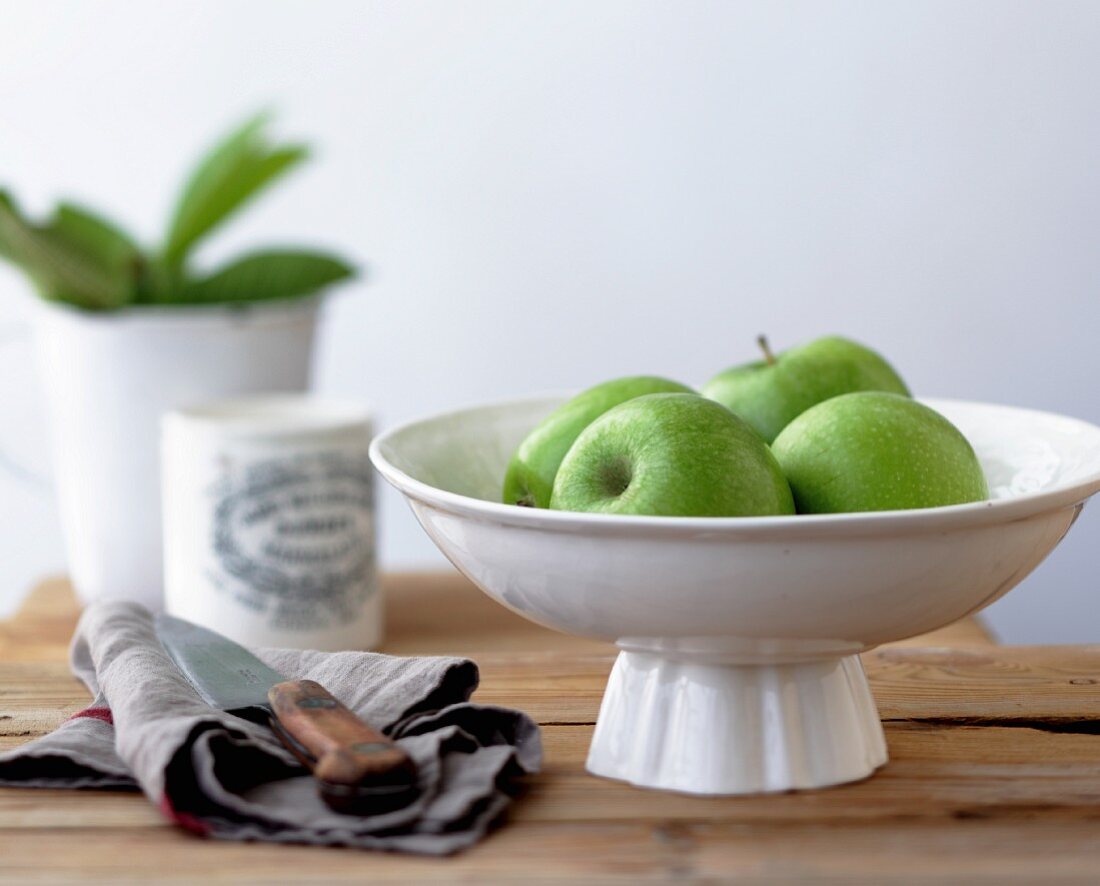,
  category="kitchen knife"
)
[154,613,417,814]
